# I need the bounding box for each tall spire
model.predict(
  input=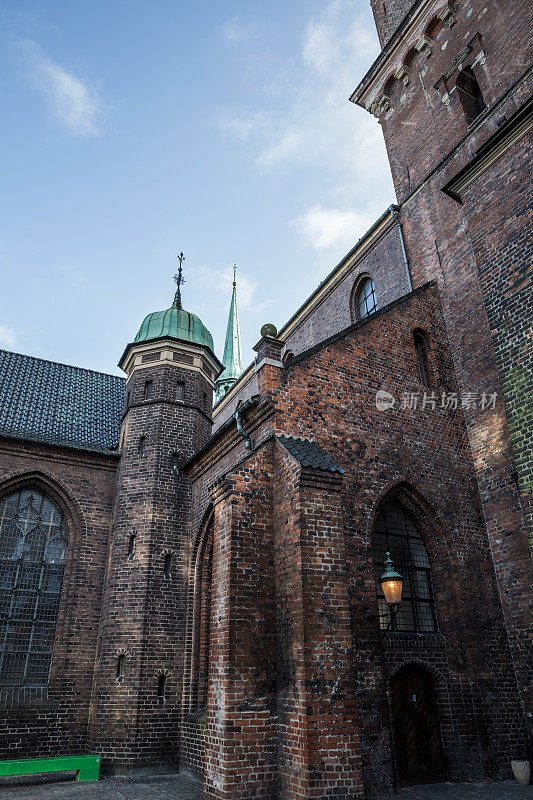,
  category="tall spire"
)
[215,265,244,402]
[173,252,185,310]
